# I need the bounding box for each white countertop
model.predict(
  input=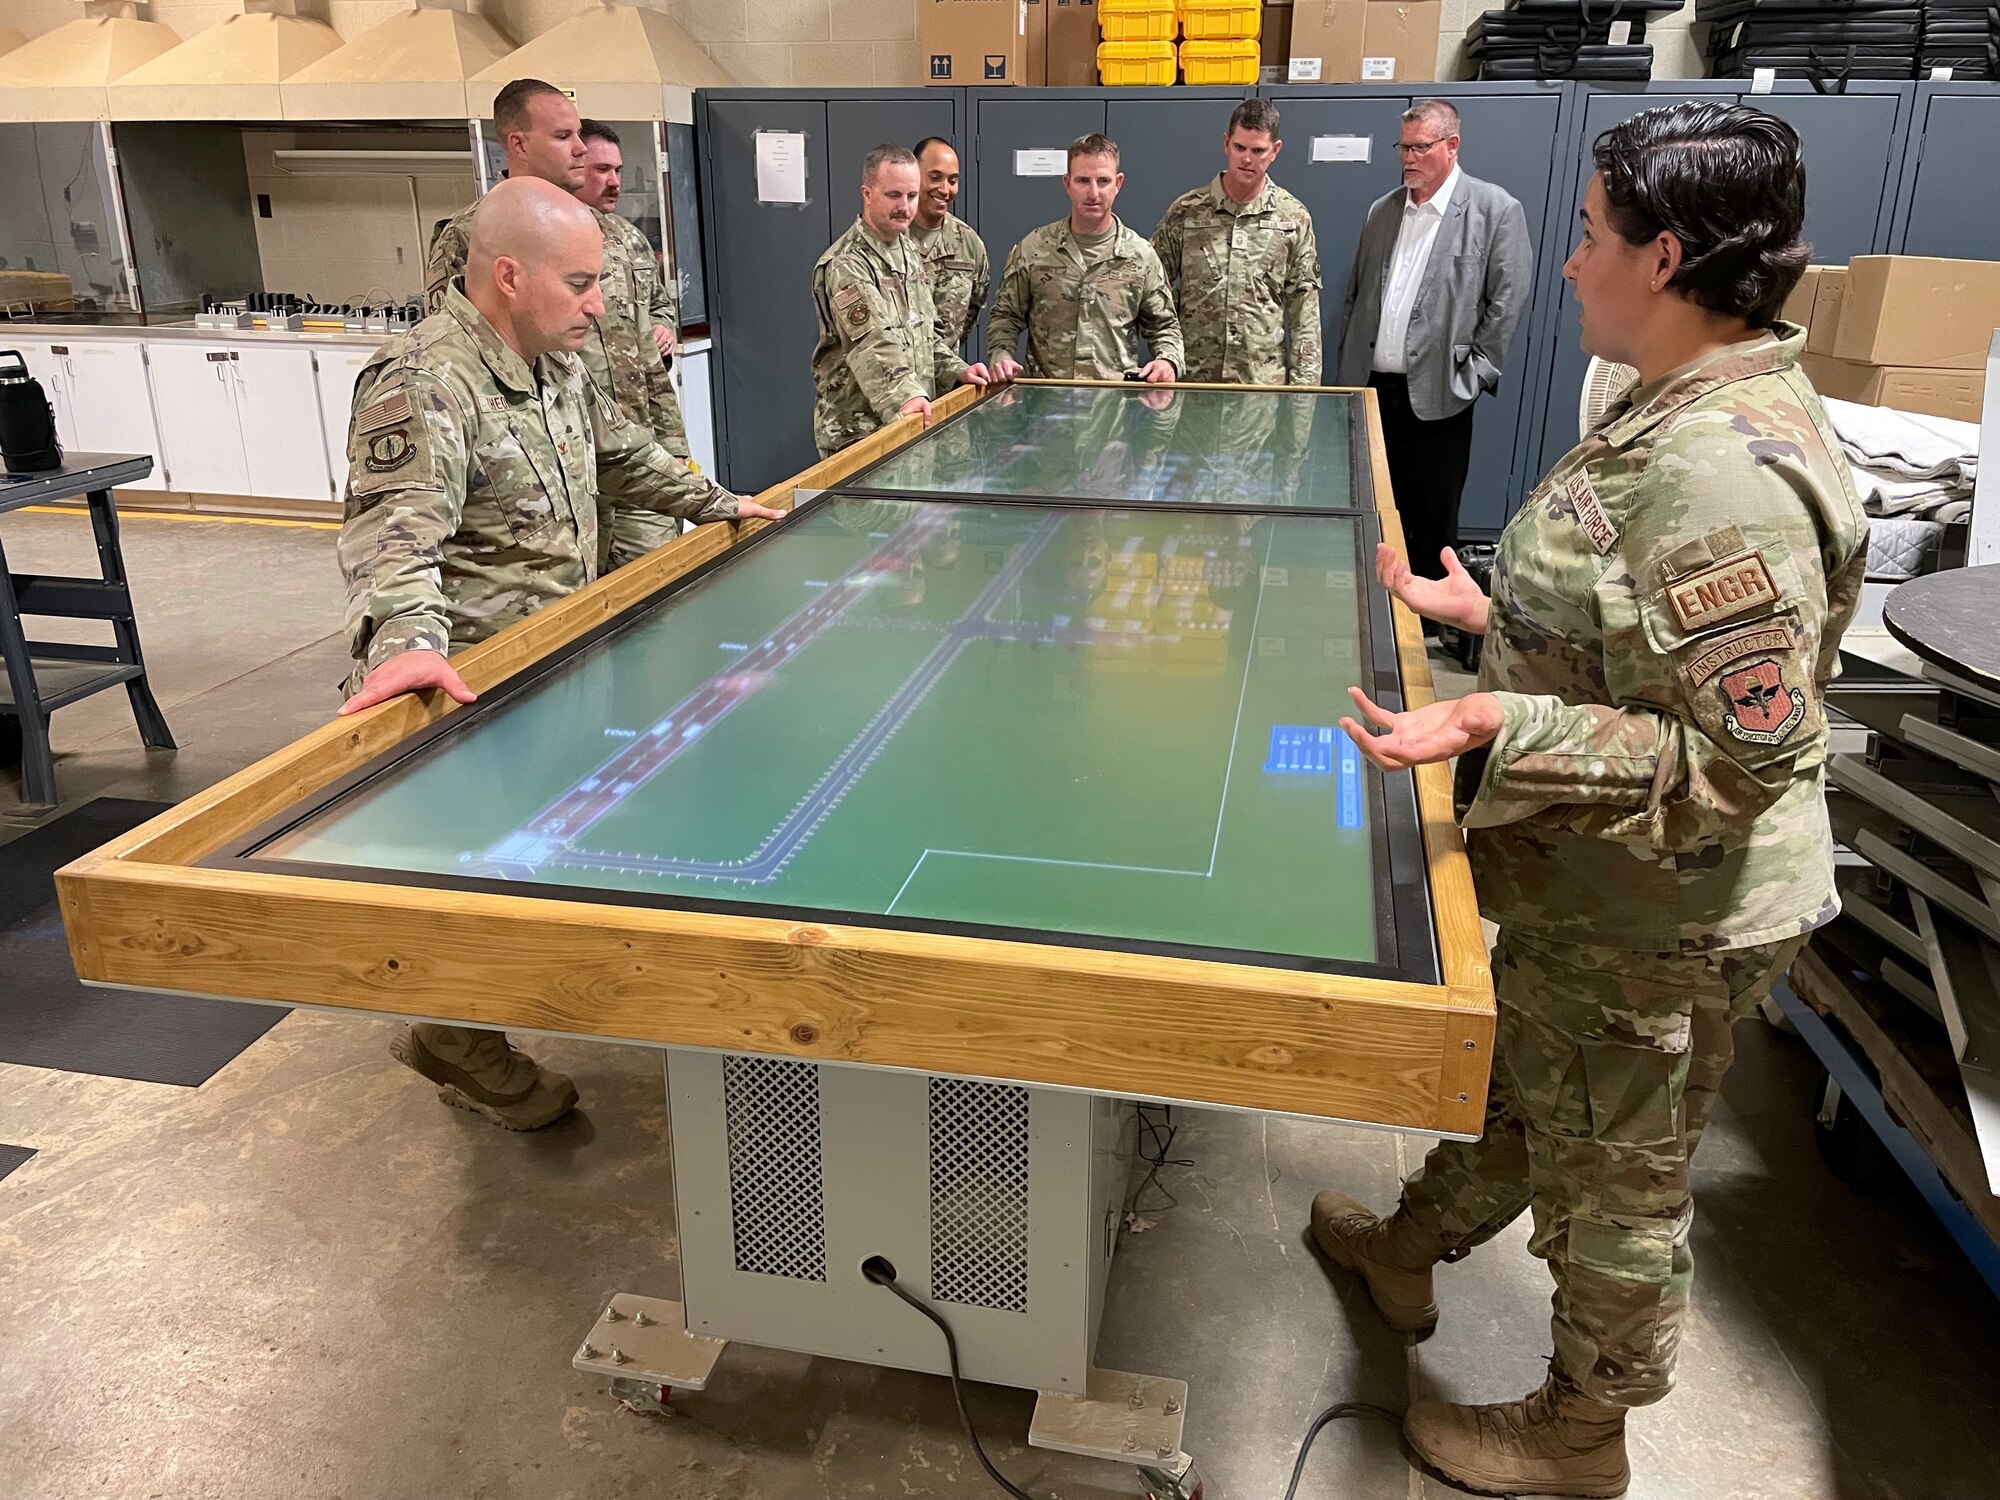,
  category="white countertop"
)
[1,320,714,357]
